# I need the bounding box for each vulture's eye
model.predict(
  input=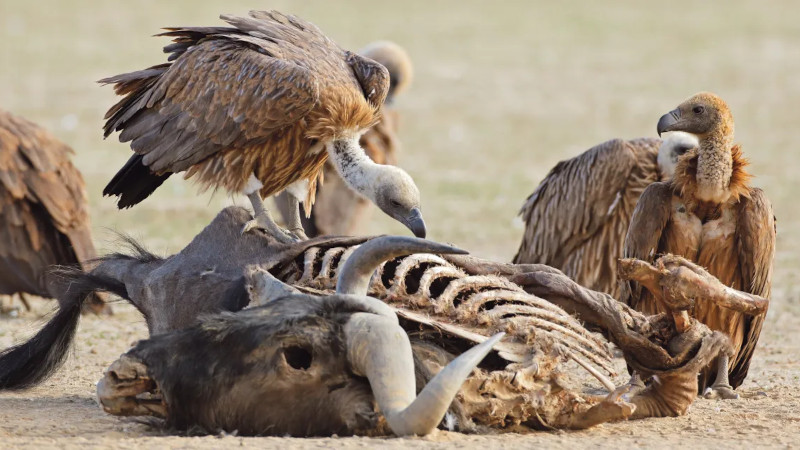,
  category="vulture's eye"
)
[283,346,313,370]
[692,106,705,115]
[390,200,402,208]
